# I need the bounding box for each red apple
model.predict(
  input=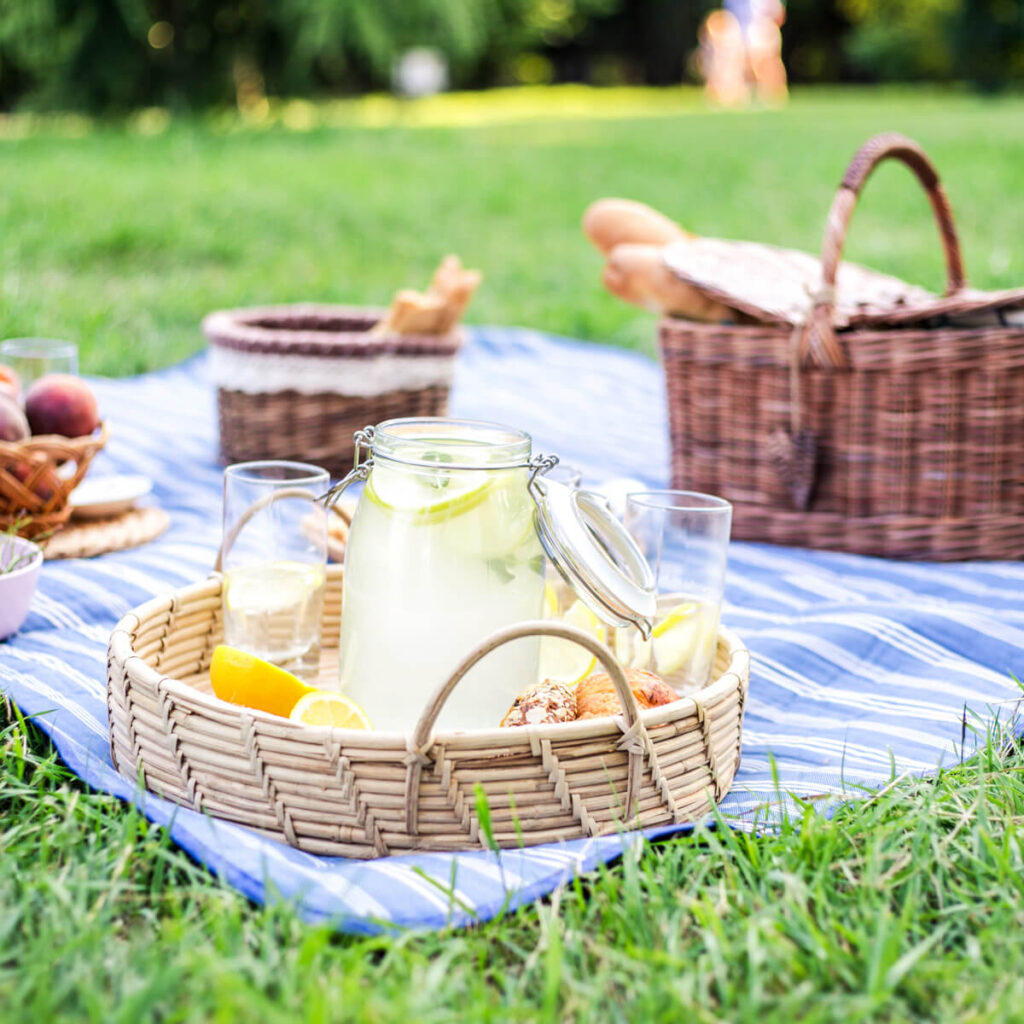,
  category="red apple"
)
[0,391,29,442]
[25,374,99,438]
